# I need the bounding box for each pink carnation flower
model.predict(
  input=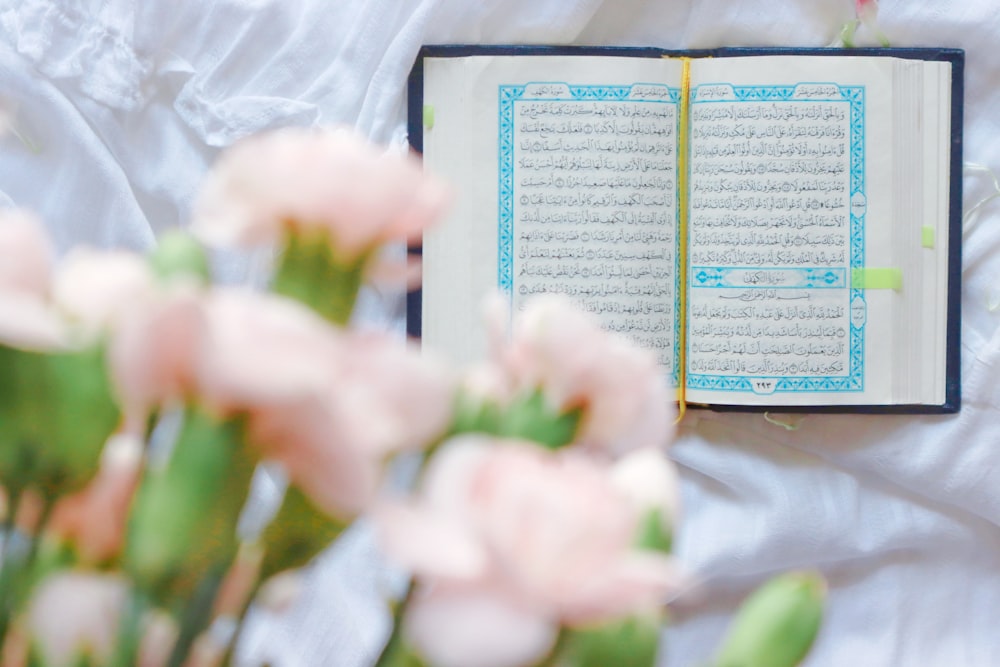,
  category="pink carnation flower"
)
[110,286,454,519]
[191,127,450,263]
[0,209,53,297]
[486,294,674,457]
[376,436,682,667]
